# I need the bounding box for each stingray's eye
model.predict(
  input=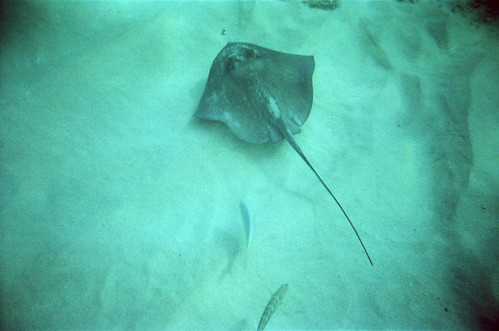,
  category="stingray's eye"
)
[242,47,257,60]
[225,56,240,73]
